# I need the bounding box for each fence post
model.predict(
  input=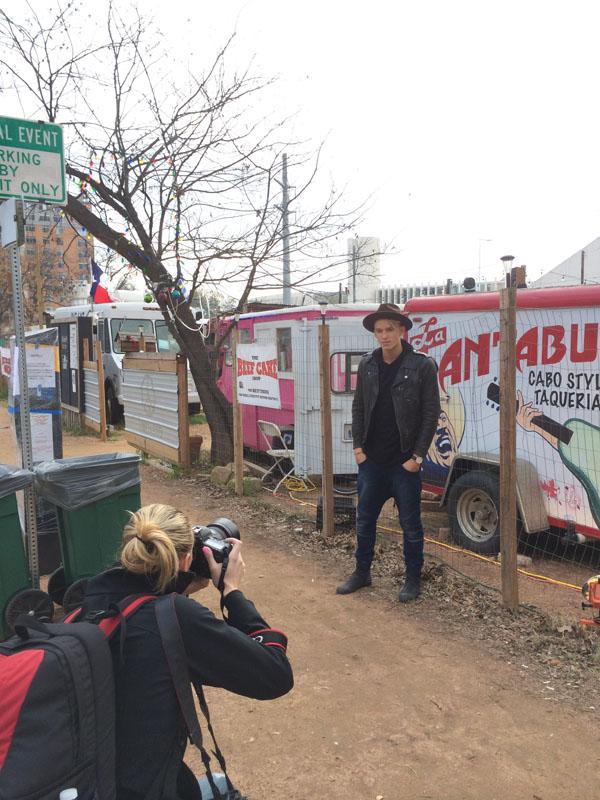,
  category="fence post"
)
[177,355,190,468]
[95,339,107,442]
[499,284,519,609]
[232,317,244,496]
[318,306,334,536]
